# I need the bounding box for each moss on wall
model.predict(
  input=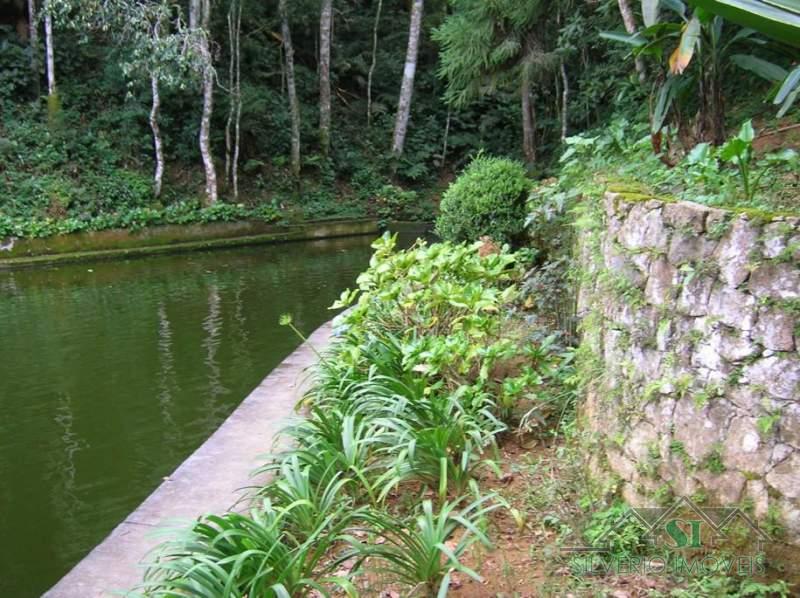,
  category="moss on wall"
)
[0,219,380,269]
